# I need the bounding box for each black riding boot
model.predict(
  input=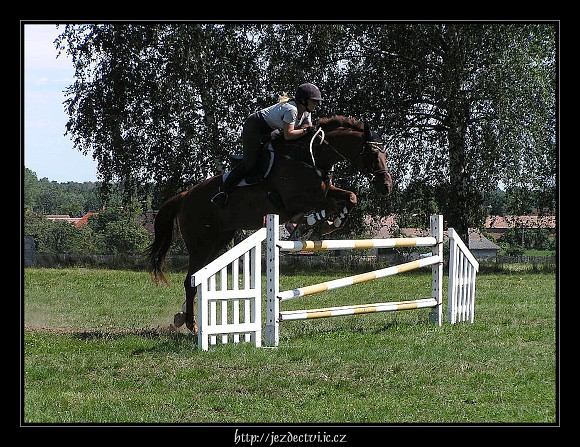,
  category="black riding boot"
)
[211,165,246,207]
